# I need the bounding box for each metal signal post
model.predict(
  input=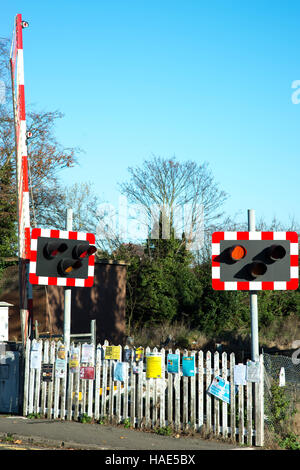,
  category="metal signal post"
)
[64,209,73,352]
[248,209,259,361]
